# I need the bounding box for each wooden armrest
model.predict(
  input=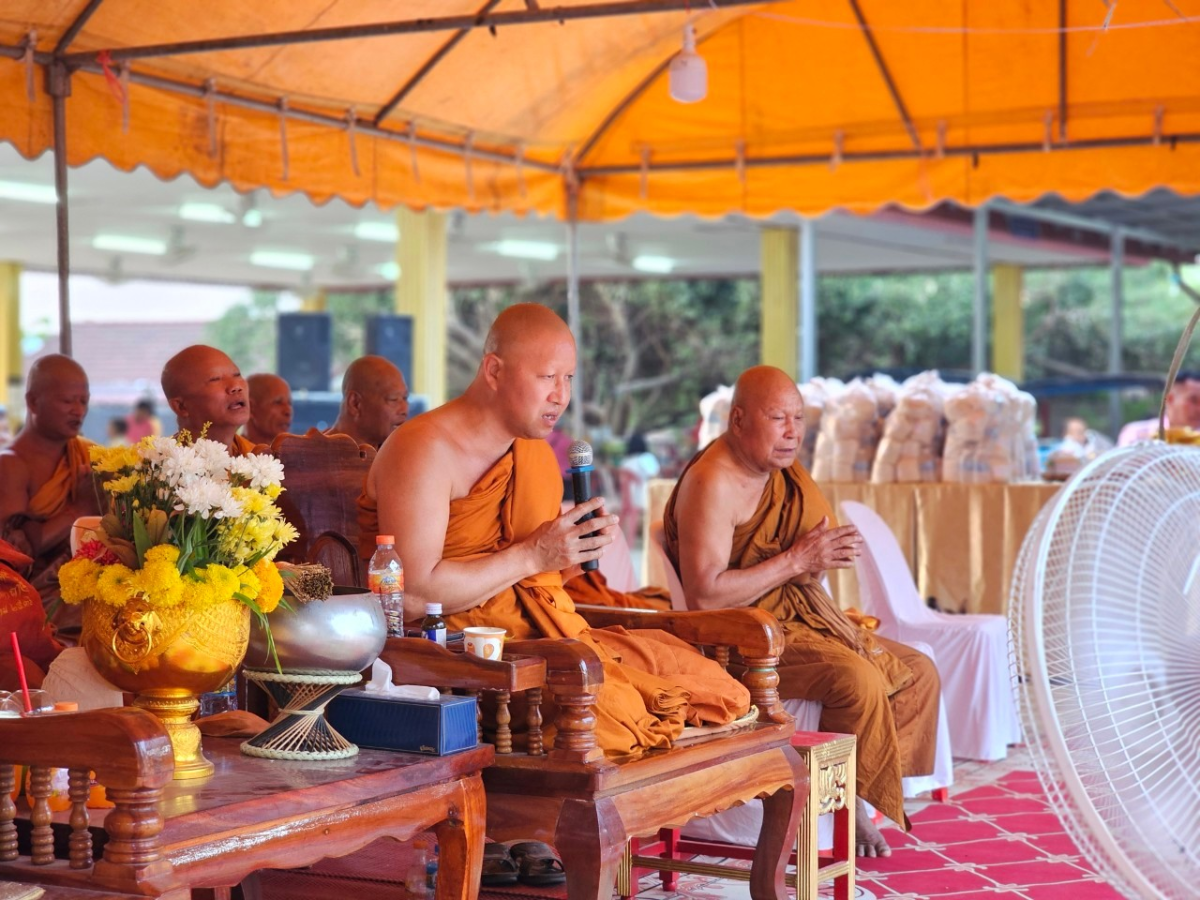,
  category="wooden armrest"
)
[0,707,173,791]
[575,604,784,658]
[378,637,546,693]
[505,638,605,763]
